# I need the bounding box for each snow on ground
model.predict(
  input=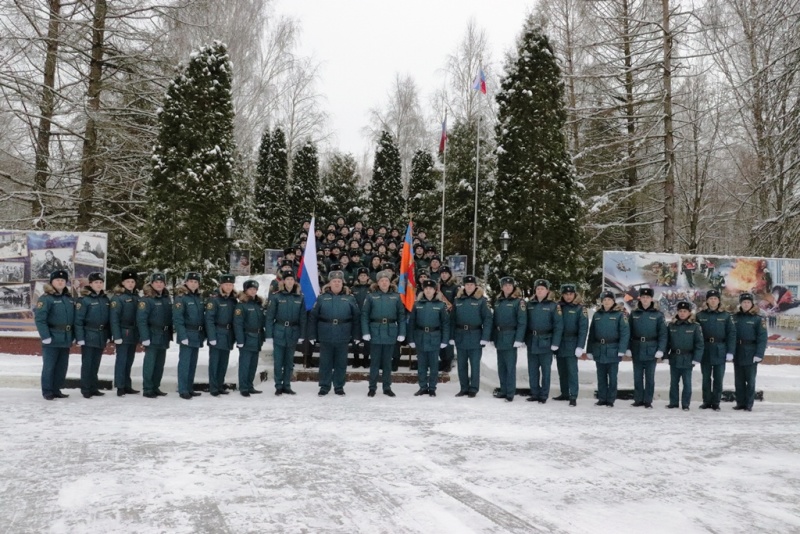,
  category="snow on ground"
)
[2,372,800,532]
